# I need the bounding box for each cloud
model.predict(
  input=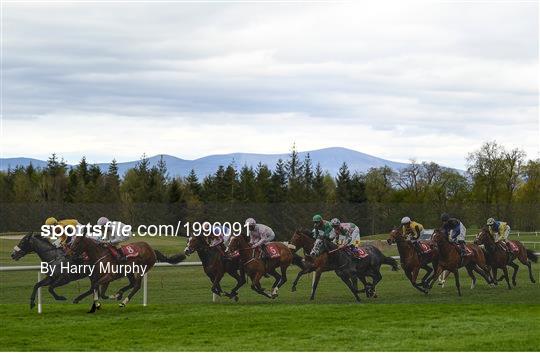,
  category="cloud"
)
[2,2,538,169]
